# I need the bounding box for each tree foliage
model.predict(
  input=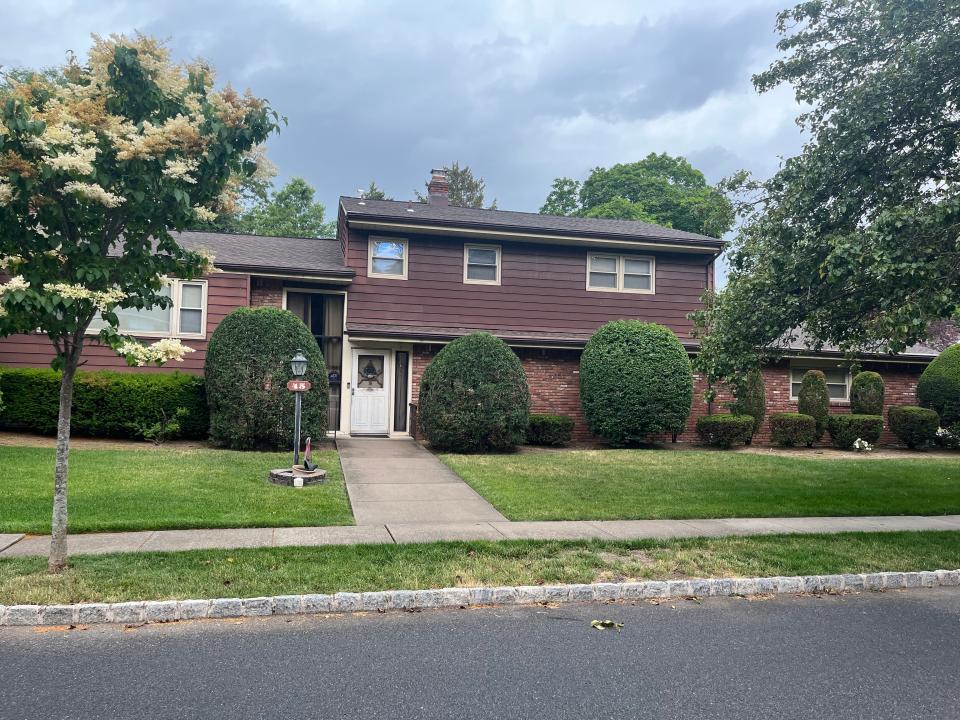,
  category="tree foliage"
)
[361,180,390,200]
[797,370,830,441]
[917,344,960,425]
[729,368,766,437]
[850,371,885,416]
[233,177,334,237]
[693,1,960,385]
[416,161,496,209]
[539,153,734,236]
